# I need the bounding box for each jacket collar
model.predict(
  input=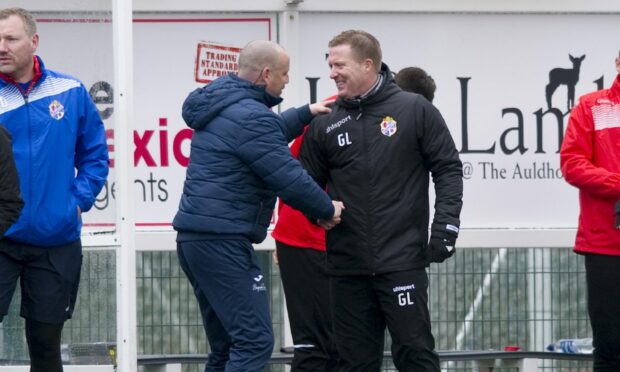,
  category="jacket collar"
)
[611,73,620,98]
[228,73,283,108]
[0,55,44,97]
[337,63,395,109]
